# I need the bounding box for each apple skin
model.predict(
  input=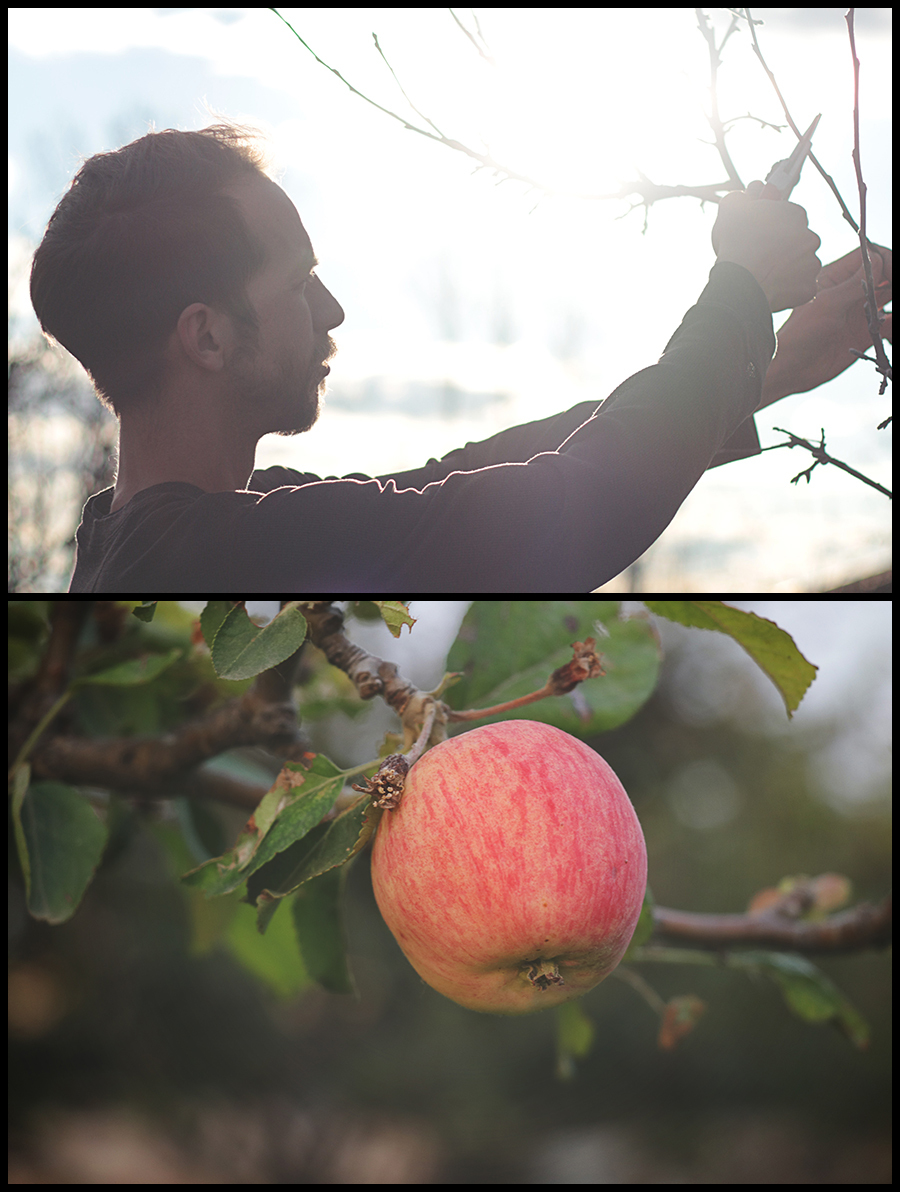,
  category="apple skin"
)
[370,719,647,1014]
